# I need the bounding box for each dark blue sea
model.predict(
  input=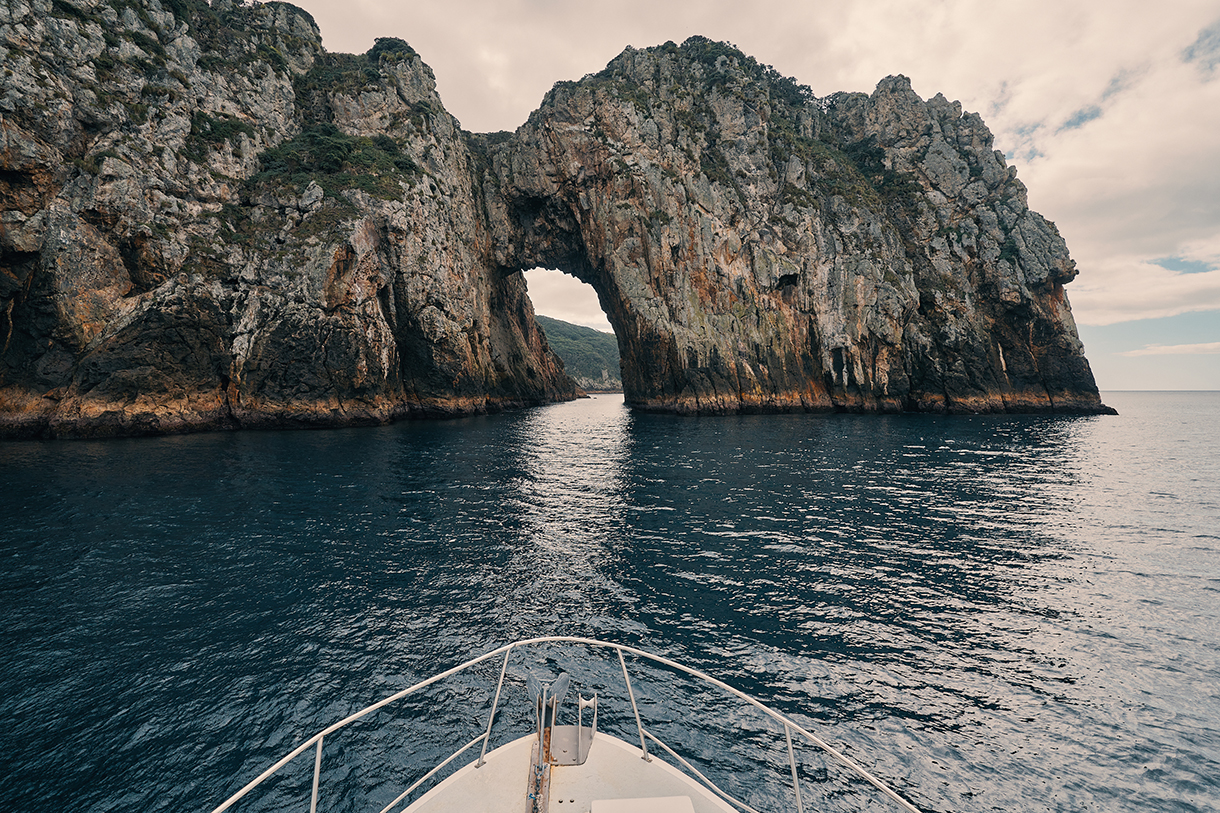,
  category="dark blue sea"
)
[2,391,1218,813]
